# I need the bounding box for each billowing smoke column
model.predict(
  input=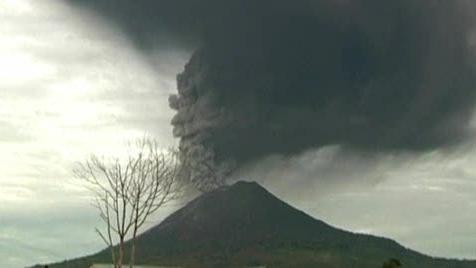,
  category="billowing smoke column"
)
[70,0,476,188]
[167,0,476,187]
